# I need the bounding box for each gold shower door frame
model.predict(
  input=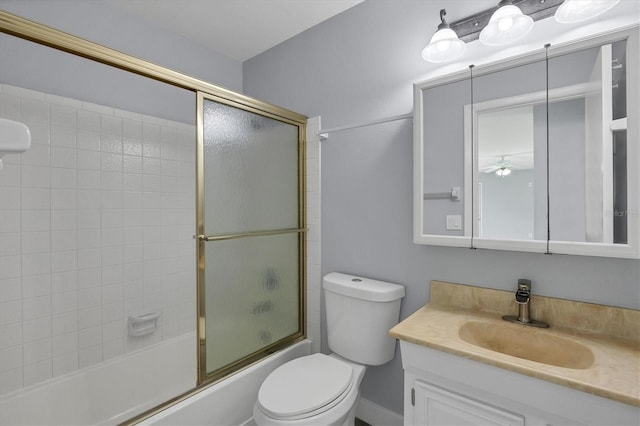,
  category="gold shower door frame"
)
[196,92,307,385]
[0,9,307,421]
